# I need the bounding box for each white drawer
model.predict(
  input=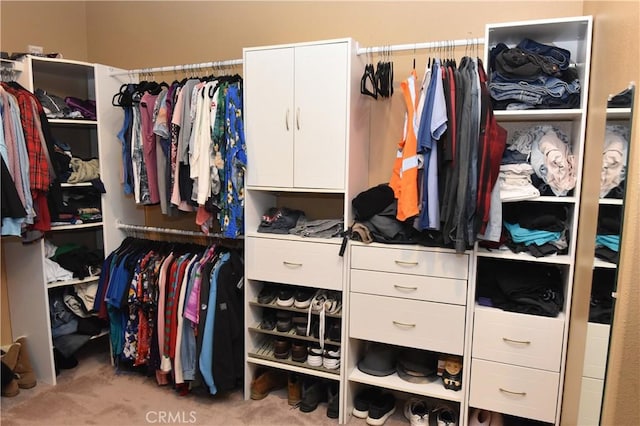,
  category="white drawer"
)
[578,376,604,426]
[583,322,610,379]
[350,293,465,355]
[472,307,564,371]
[246,237,343,290]
[350,269,467,305]
[469,359,559,423]
[351,245,469,280]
